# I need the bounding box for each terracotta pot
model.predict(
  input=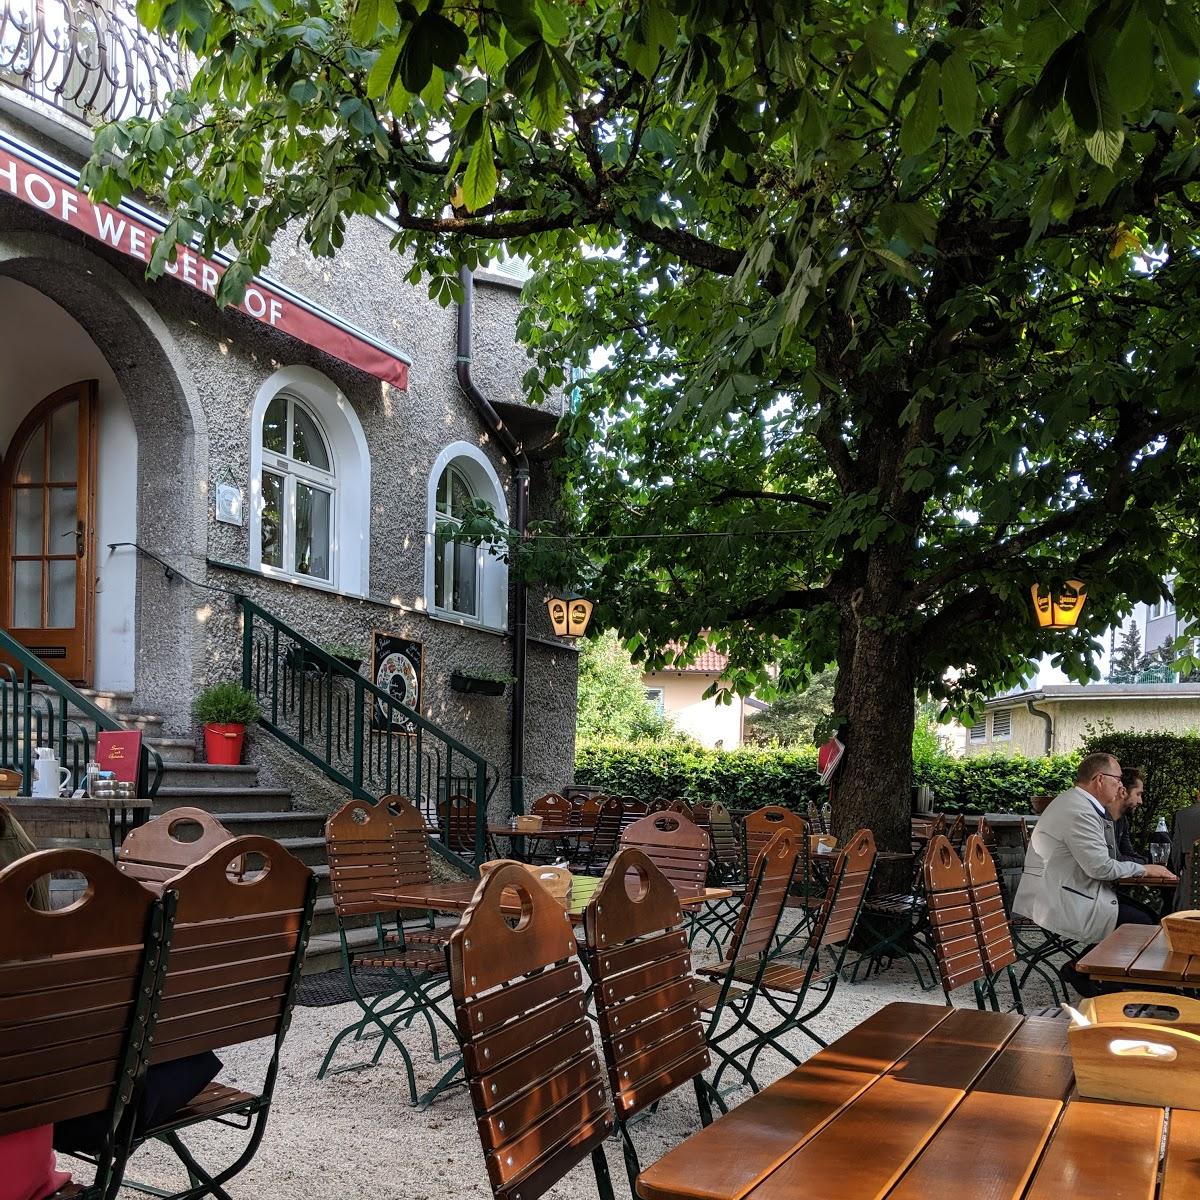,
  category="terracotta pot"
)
[204,722,246,765]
